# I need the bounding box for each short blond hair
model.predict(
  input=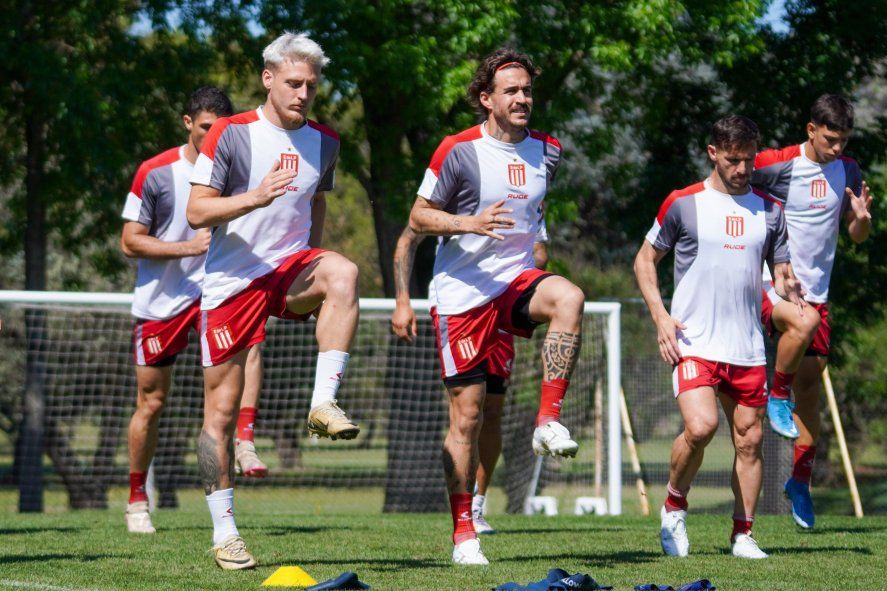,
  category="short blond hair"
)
[263,32,330,70]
